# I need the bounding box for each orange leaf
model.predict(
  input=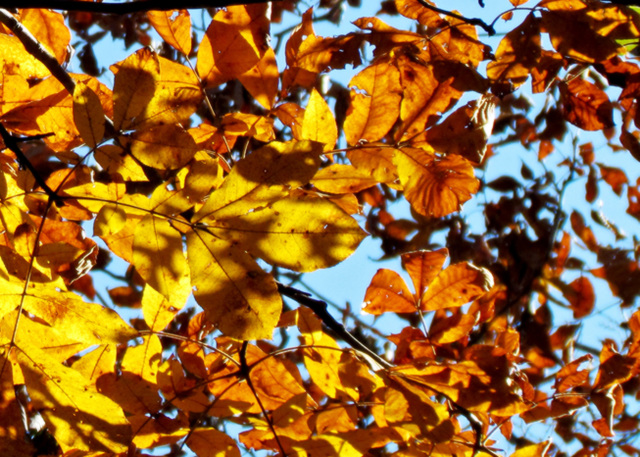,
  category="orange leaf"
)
[344,60,402,145]
[565,276,595,318]
[147,9,192,55]
[421,263,493,311]
[394,148,480,218]
[238,47,279,109]
[401,248,448,299]
[21,9,70,64]
[196,5,269,87]
[129,124,198,170]
[362,269,416,315]
[311,164,378,194]
[186,428,241,457]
